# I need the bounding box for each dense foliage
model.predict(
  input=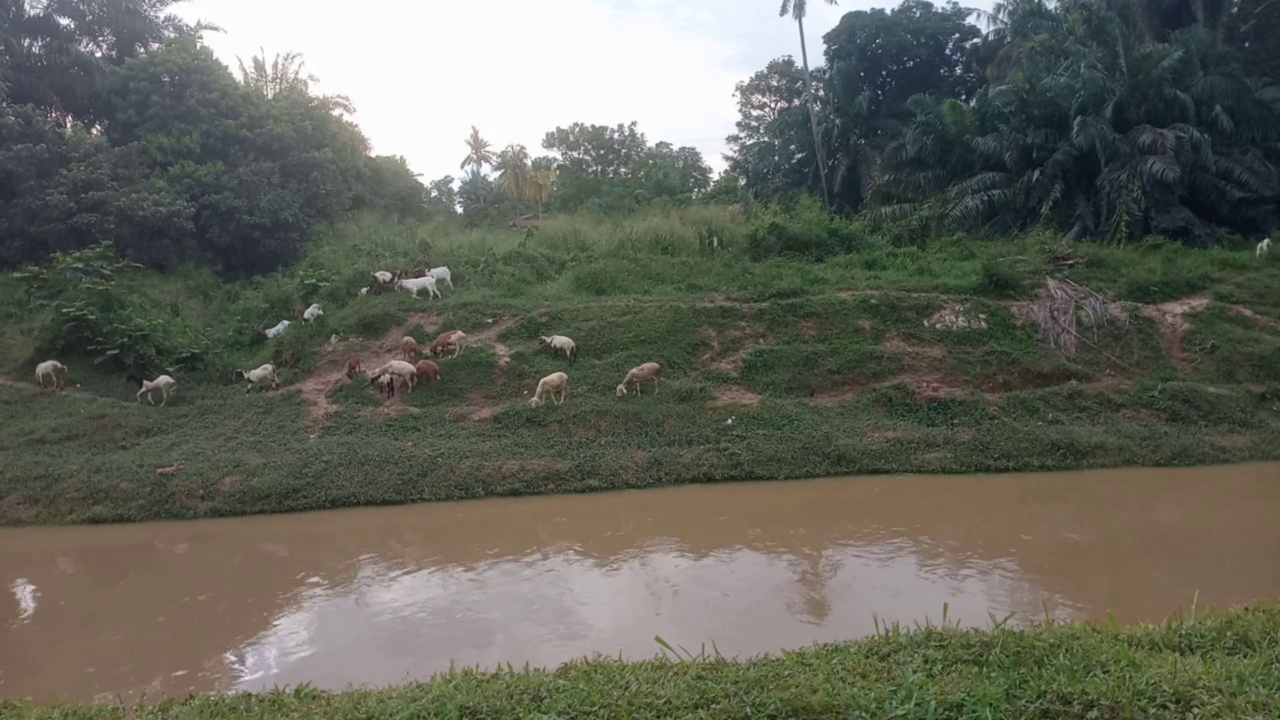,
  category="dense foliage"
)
[0,0,422,275]
[729,0,1280,245]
